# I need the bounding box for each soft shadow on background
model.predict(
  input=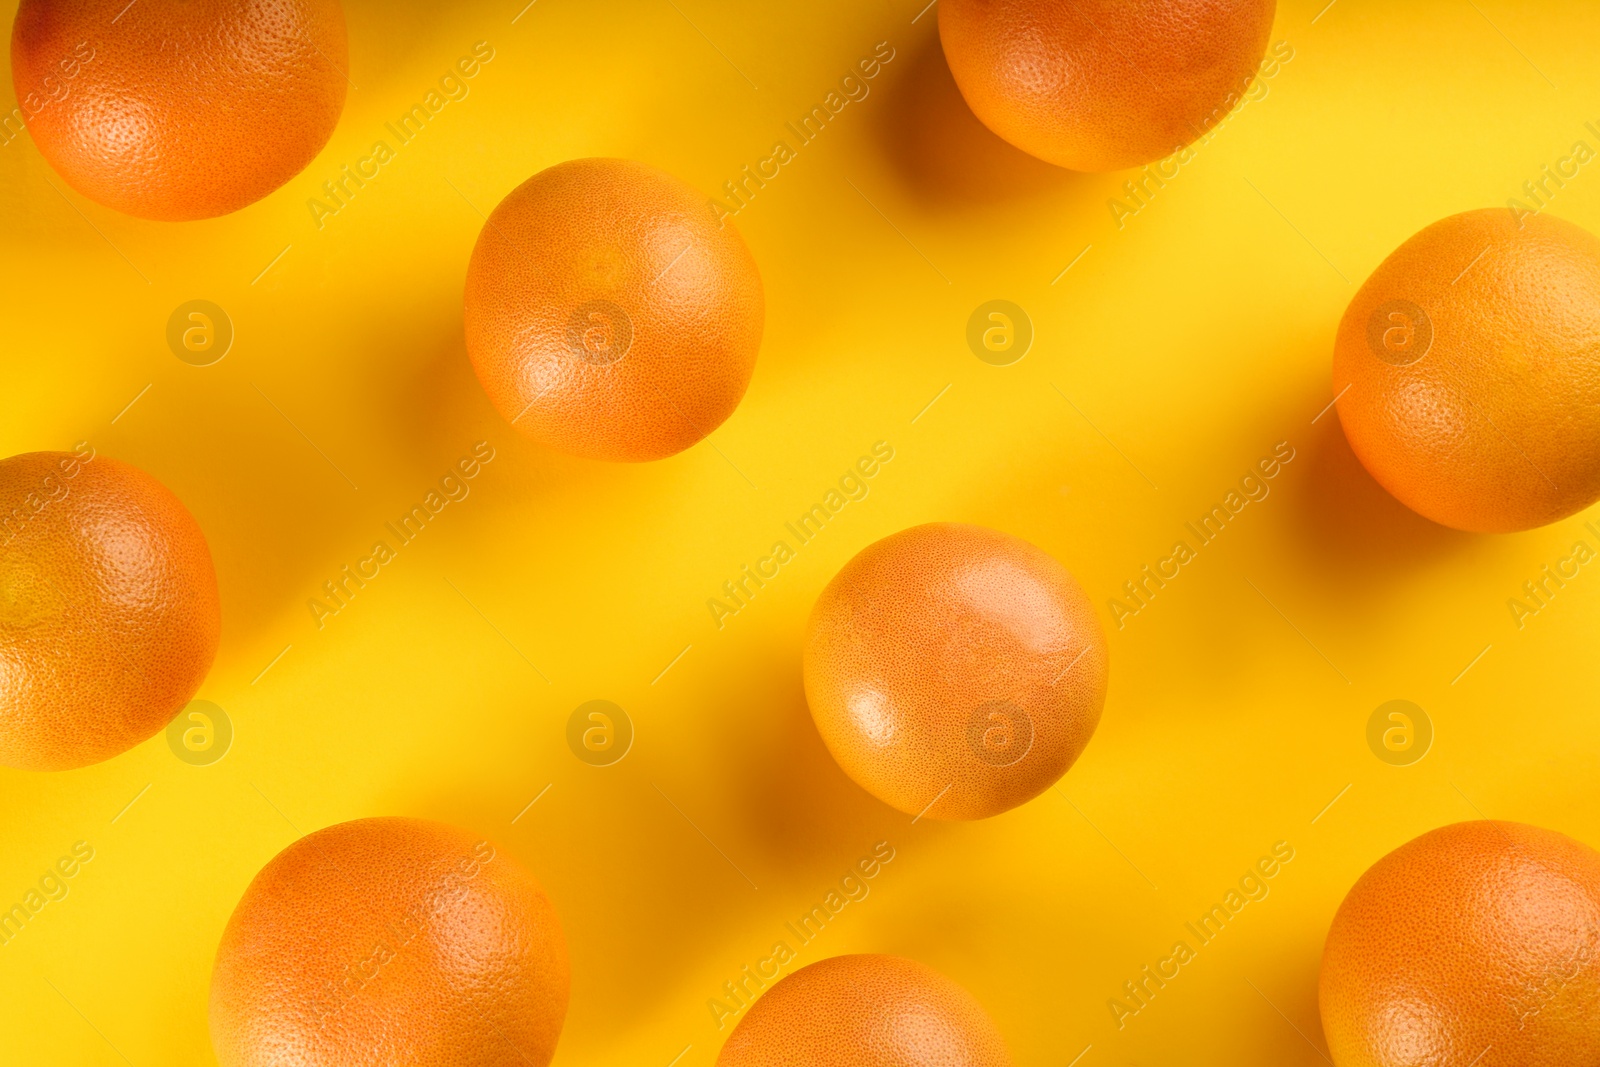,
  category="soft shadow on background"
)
[408,637,910,1043]
[1291,411,1477,585]
[872,32,1097,211]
